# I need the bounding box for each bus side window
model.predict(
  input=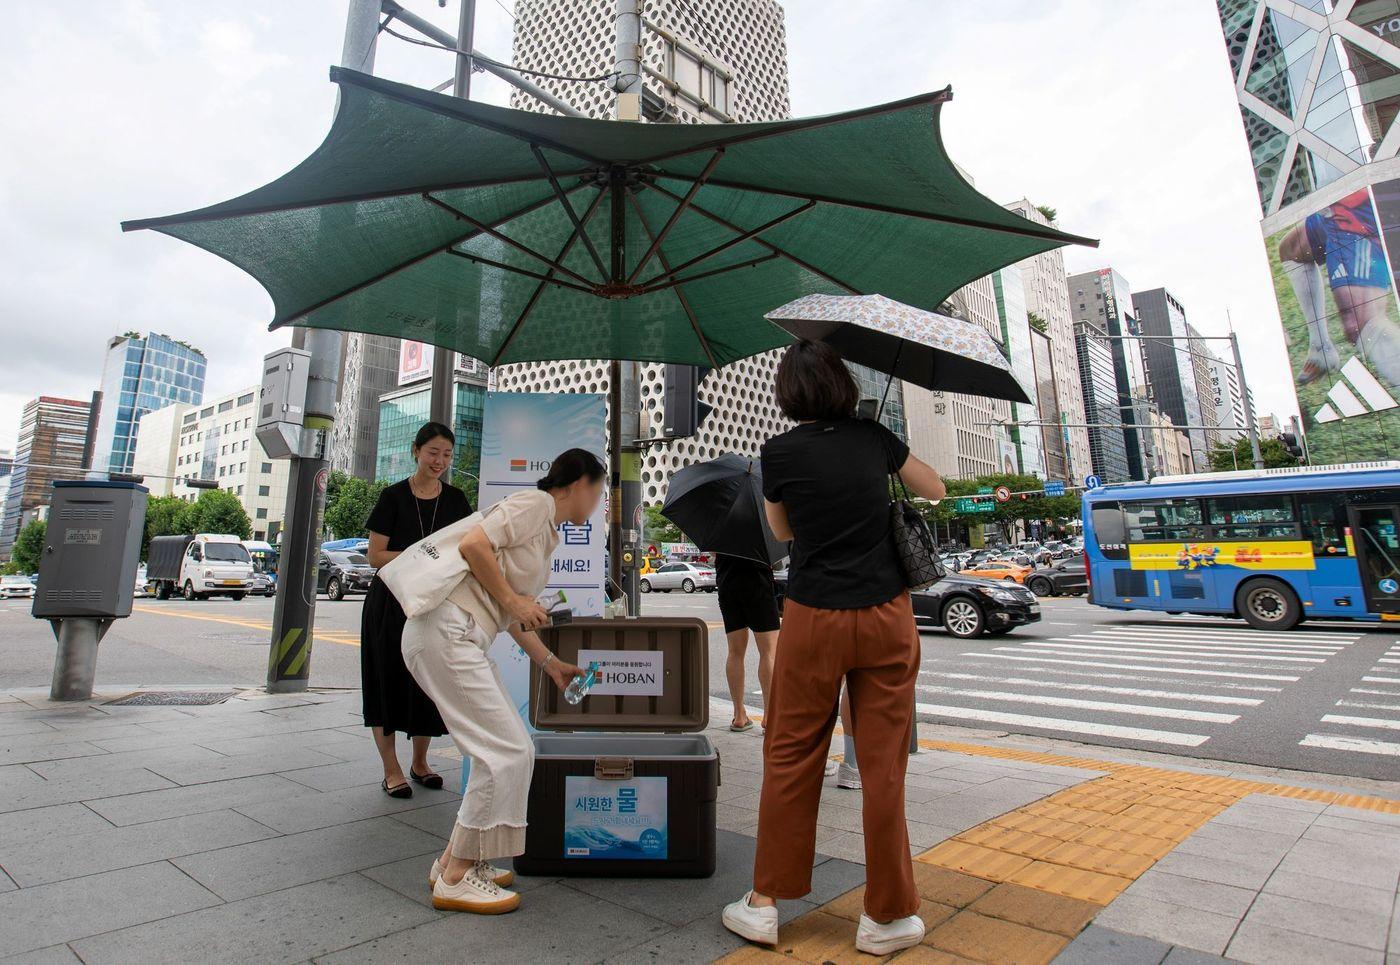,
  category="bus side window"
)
[1206,494,1297,540]
[1299,495,1347,556]
[1122,499,1204,542]
[1090,502,1127,560]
